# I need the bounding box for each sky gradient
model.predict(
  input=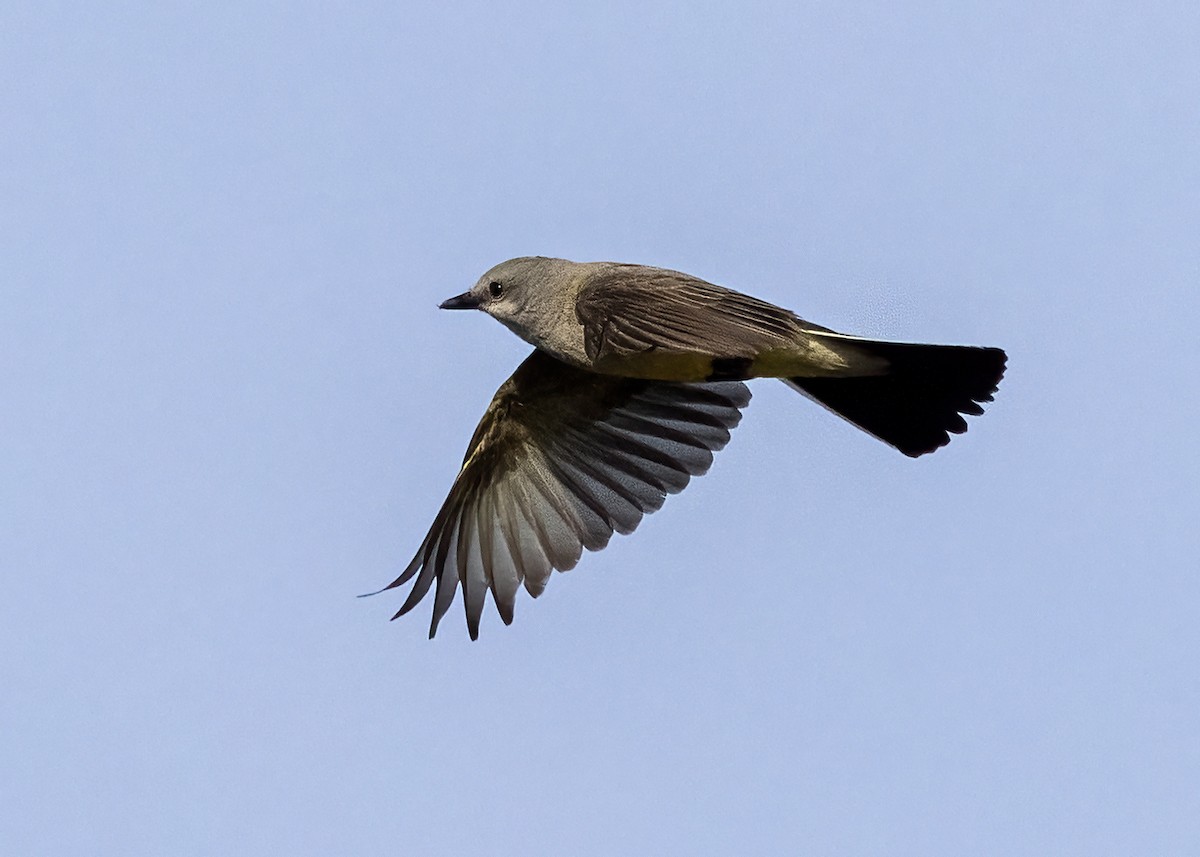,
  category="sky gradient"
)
[4,2,1198,854]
